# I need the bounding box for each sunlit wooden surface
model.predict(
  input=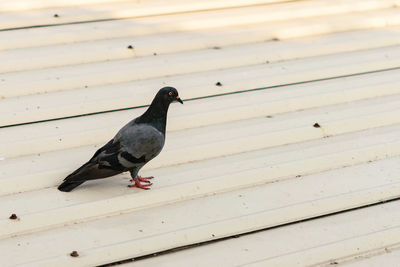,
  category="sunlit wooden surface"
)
[1,0,400,266]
